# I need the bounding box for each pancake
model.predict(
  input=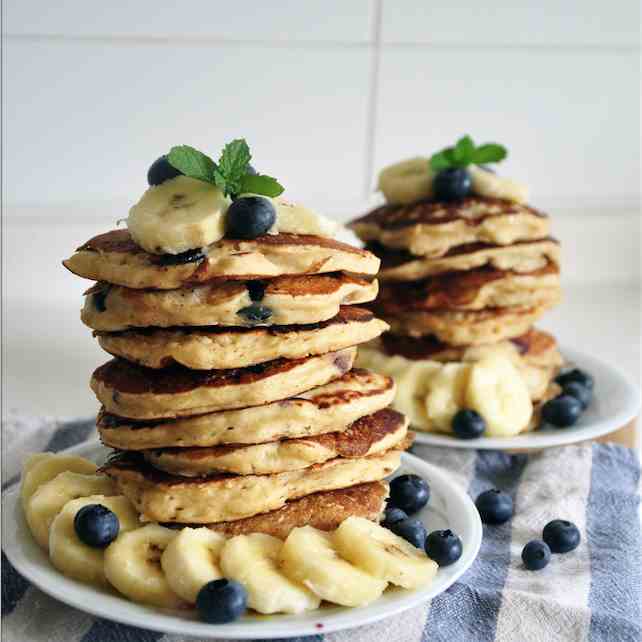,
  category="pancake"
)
[375,262,560,312]
[371,238,560,282]
[349,196,550,257]
[96,306,388,370]
[64,229,380,290]
[82,274,378,332]
[101,448,404,523]
[97,368,395,450]
[91,348,356,420]
[379,301,559,345]
[144,408,408,476]
[362,329,563,402]
[205,481,389,539]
